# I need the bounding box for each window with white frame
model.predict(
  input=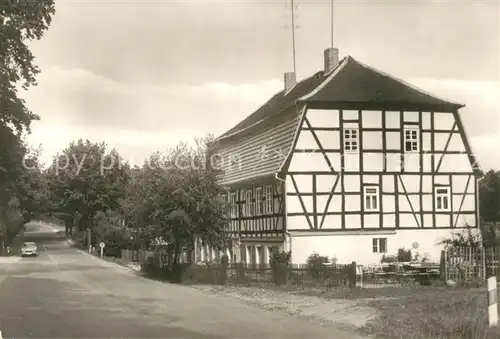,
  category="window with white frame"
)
[264,185,273,214]
[435,186,450,211]
[255,187,263,215]
[229,192,236,217]
[364,186,379,211]
[404,127,419,152]
[373,238,387,253]
[343,128,358,152]
[245,190,253,217]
